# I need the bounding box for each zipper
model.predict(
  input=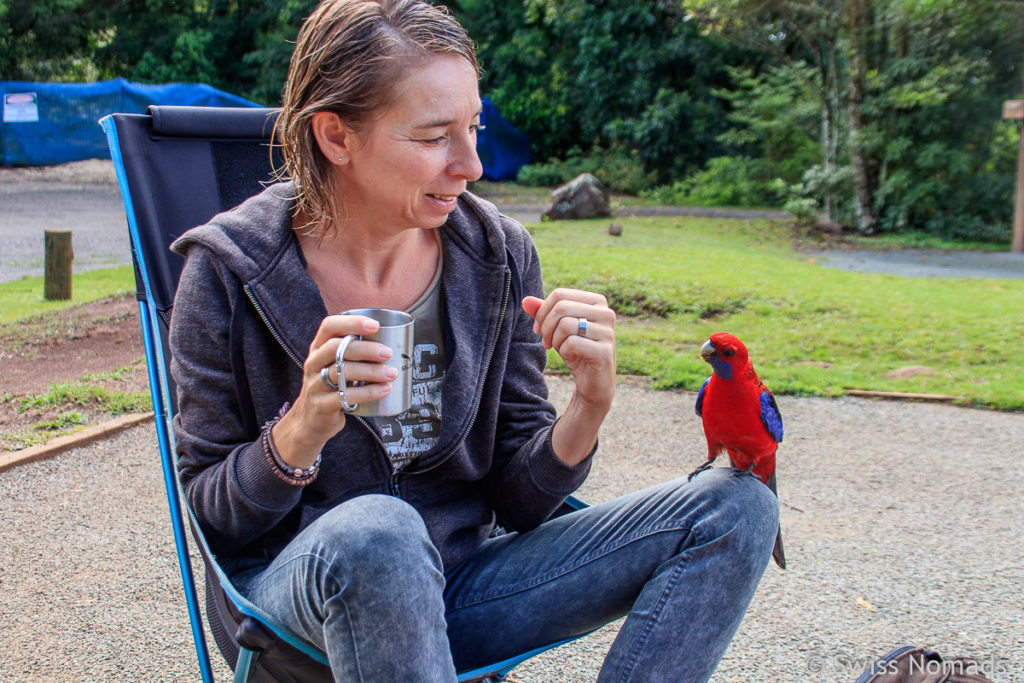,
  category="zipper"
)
[355,415,396,489]
[410,265,512,476]
[245,283,395,480]
[243,285,304,368]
